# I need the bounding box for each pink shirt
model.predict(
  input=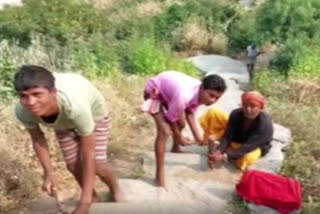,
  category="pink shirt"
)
[146,71,201,122]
